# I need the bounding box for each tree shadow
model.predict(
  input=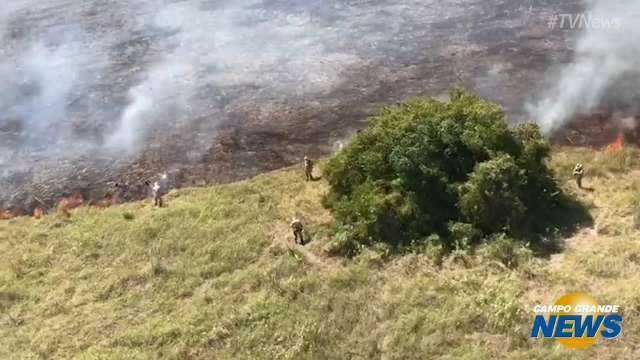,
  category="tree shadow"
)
[527,194,594,258]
